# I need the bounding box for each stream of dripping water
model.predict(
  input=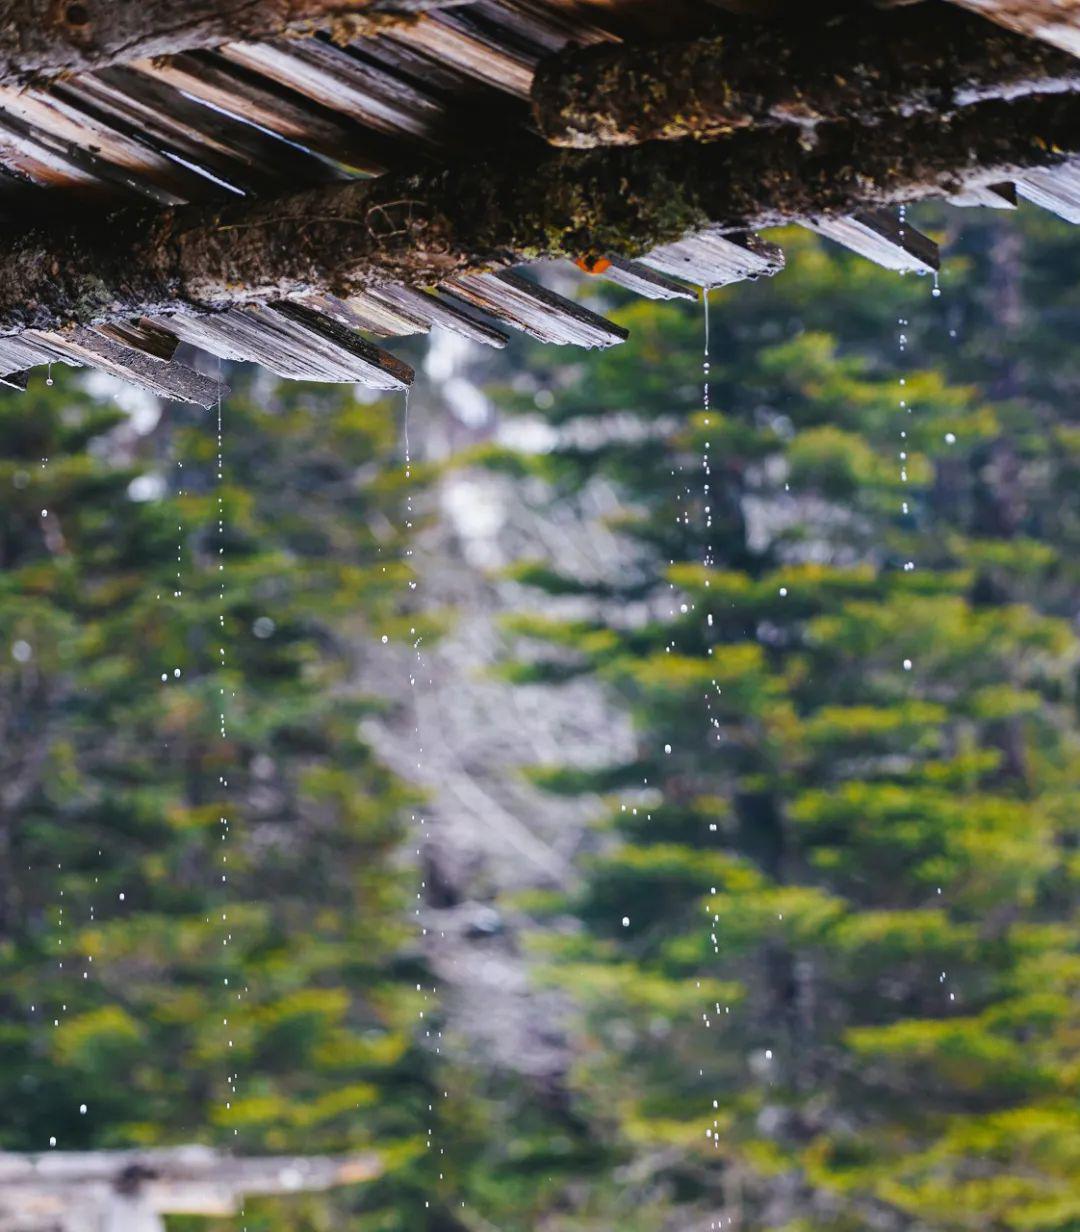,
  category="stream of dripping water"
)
[700,286,729,1195]
[214,389,239,1160]
[402,388,451,1215]
[897,212,957,1005]
[206,386,246,1231]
